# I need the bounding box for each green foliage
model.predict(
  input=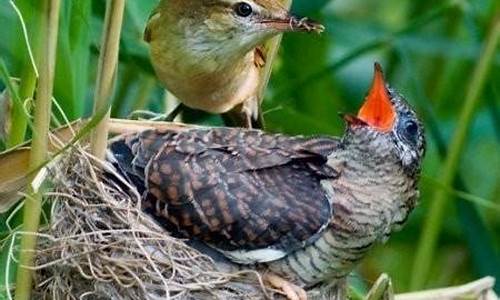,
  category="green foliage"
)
[0,0,498,296]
